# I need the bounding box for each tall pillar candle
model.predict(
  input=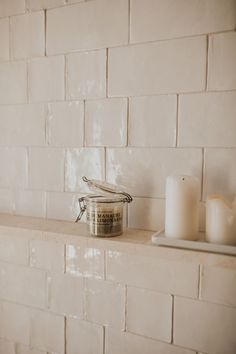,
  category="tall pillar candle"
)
[206,196,236,245]
[165,175,200,240]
